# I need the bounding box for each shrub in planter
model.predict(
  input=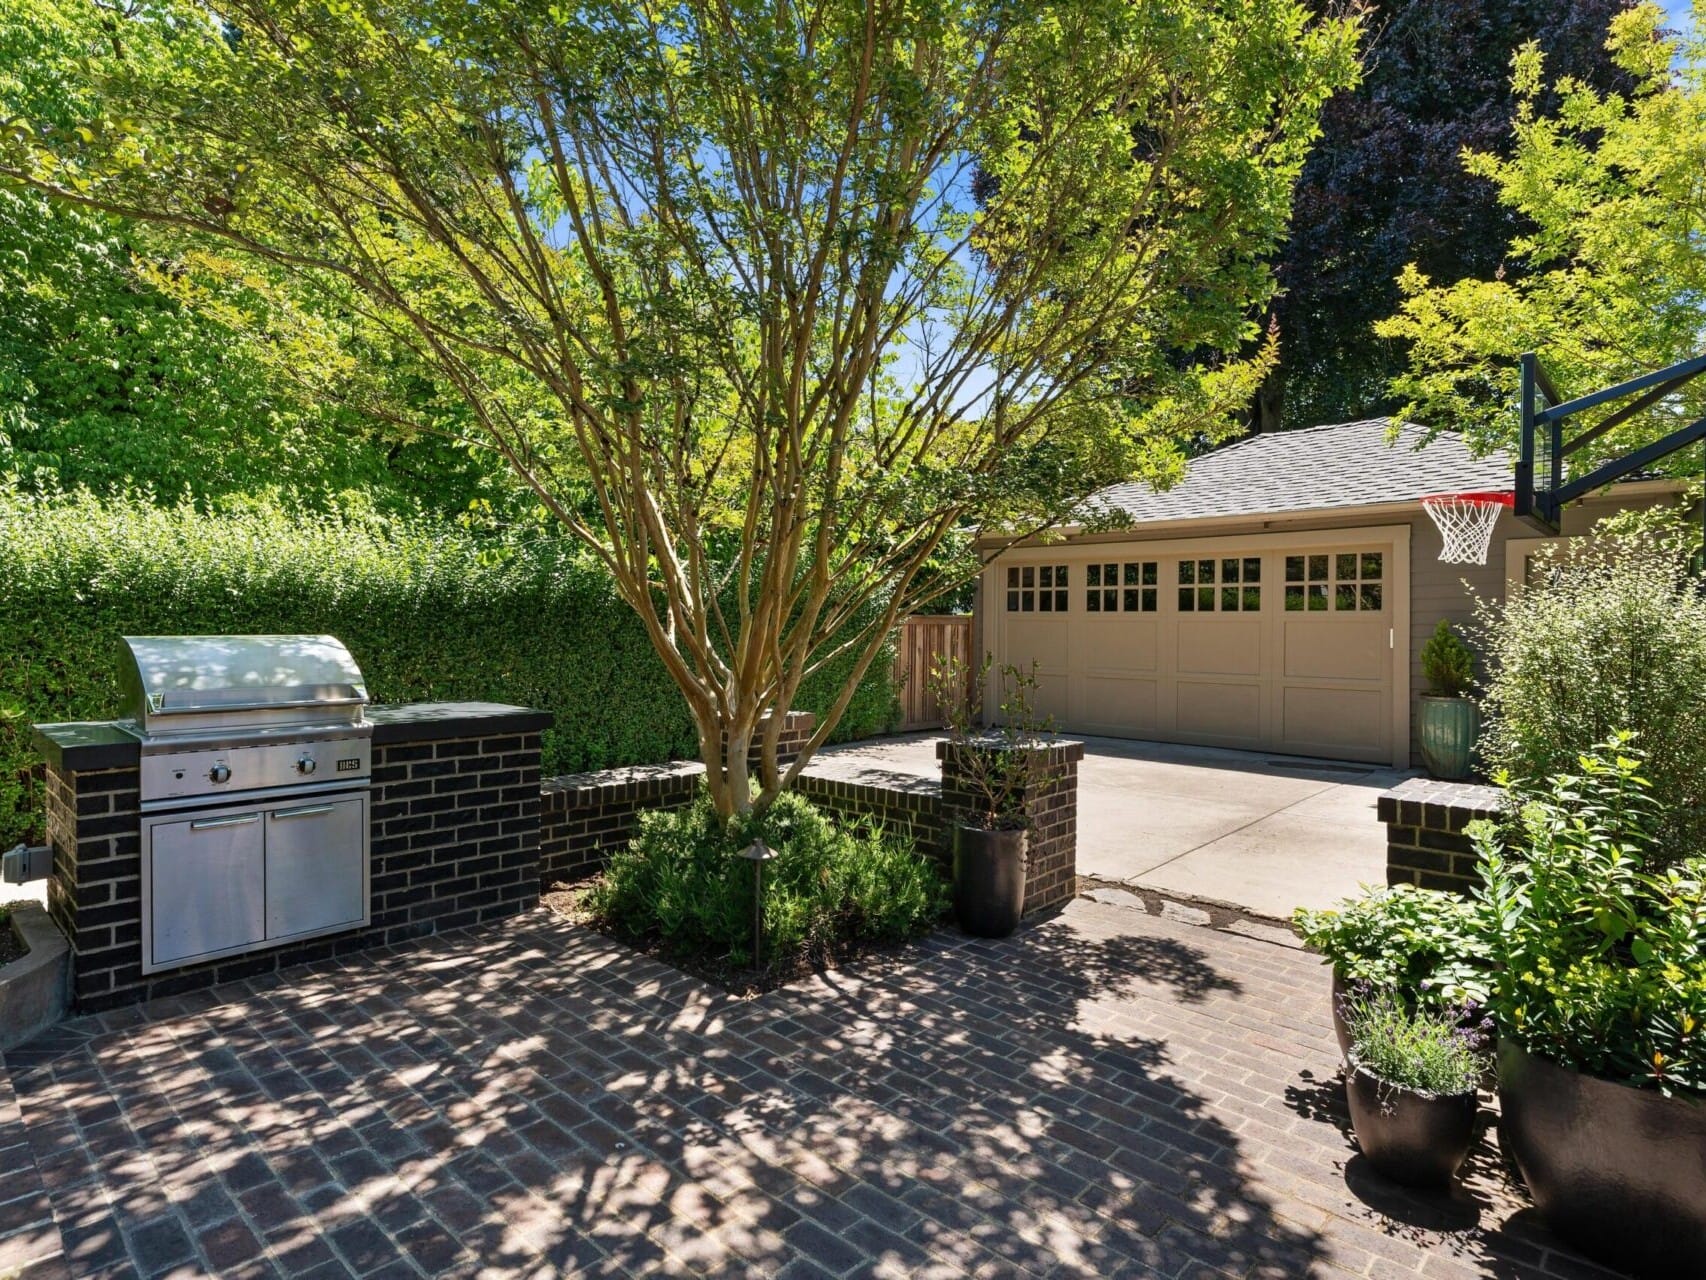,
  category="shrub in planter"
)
[1471,738,1706,1274]
[1339,983,1491,1188]
[1475,533,1706,863]
[586,789,947,975]
[931,656,1054,938]
[1418,619,1479,780]
[1292,886,1489,1055]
